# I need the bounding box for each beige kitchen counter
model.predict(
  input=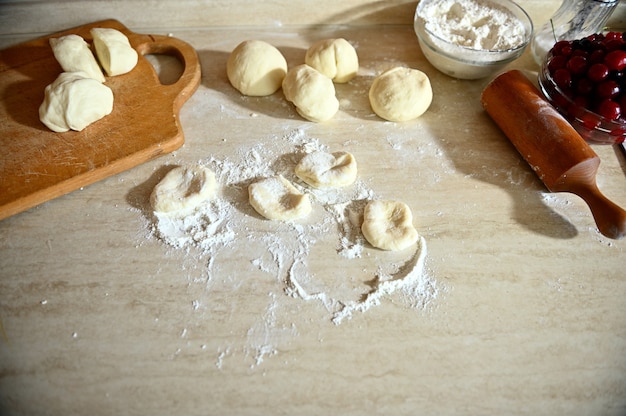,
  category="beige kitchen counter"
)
[1,1,626,415]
